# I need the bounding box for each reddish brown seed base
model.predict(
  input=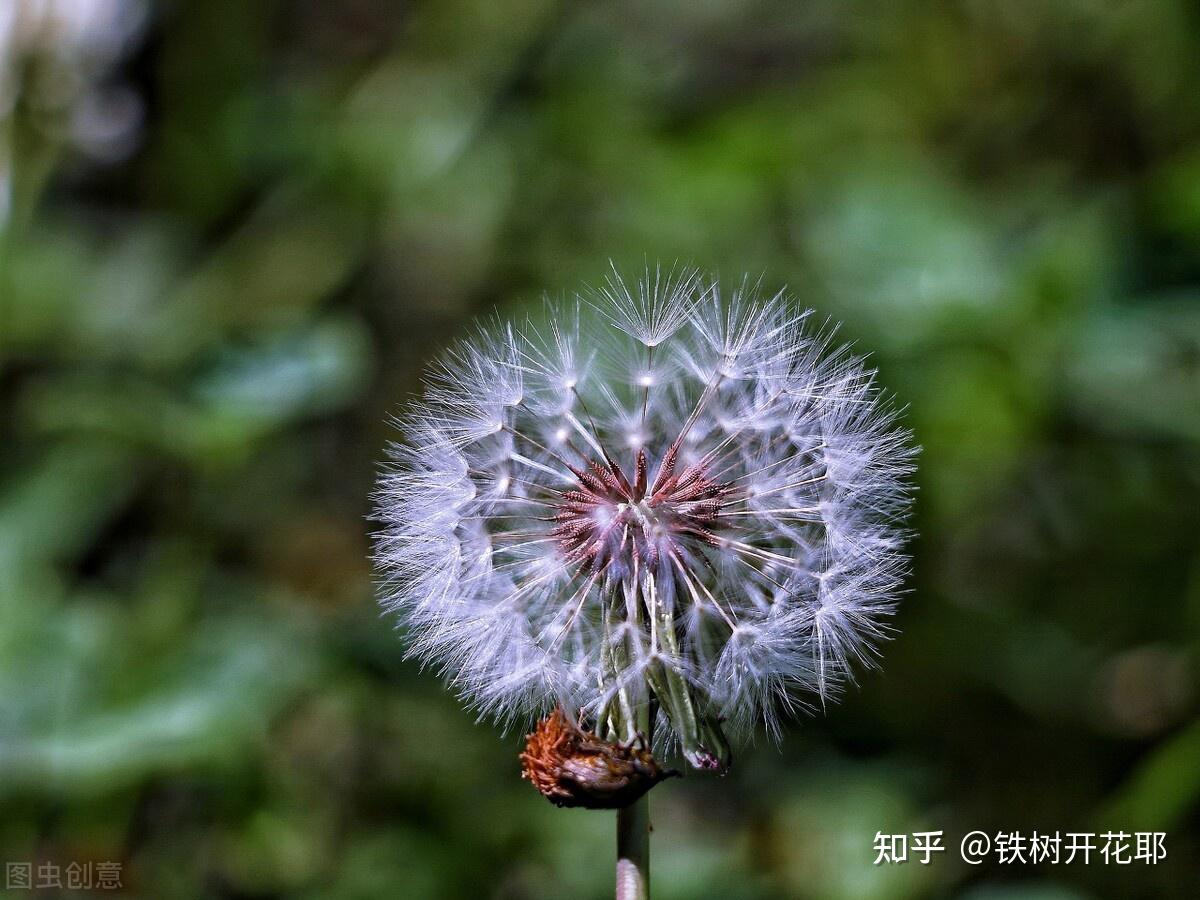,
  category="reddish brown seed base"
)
[519,708,678,809]
[552,445,734,574]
